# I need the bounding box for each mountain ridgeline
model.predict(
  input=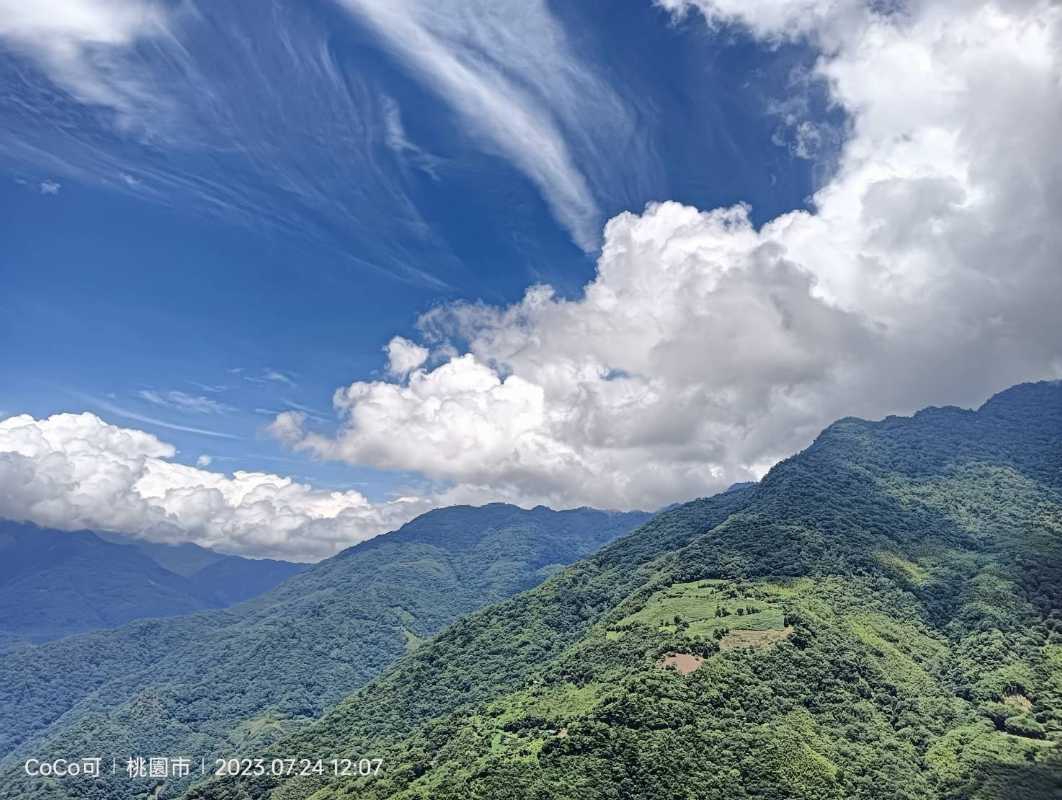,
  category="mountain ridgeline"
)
[181,381,1062,800]
[0,505,650,798]
[0,524,306,649]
